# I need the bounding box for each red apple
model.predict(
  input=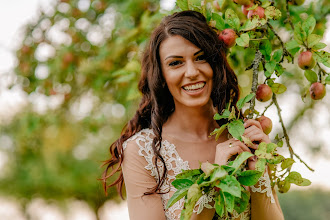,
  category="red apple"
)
[242,3,254,16]
[218,29,237,48]
[309,82,326,100]
[298,51,315,70]
[234,0,251,5]
[247,6,265,19]
[256,116,273,135]
[256,84,273,102]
